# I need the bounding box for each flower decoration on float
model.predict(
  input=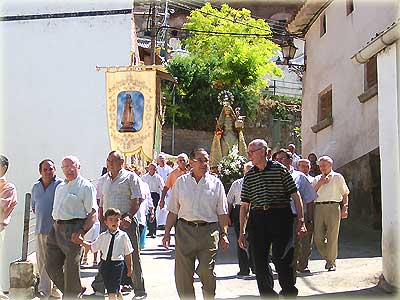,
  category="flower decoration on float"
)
[215,127,224,137]
[217,145,247,190]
